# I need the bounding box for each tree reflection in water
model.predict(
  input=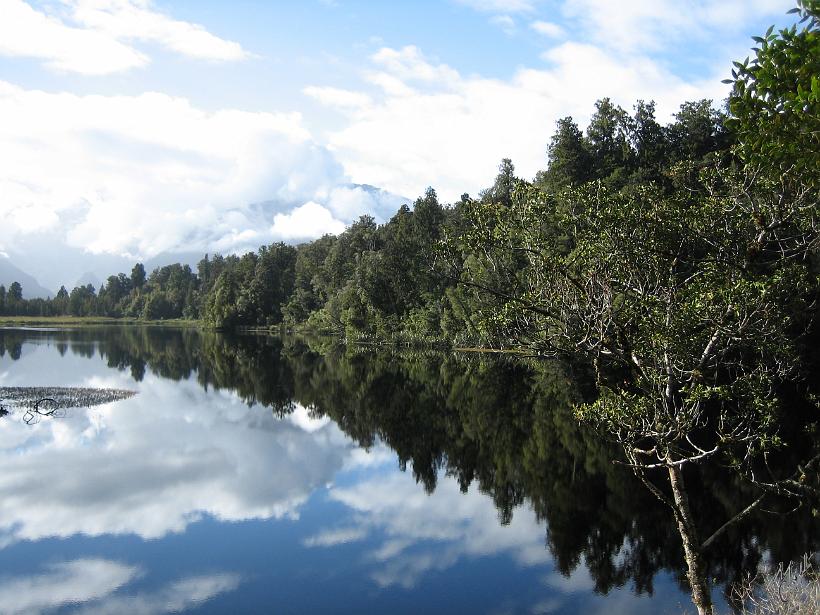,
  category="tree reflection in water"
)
[0,326,816,609]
